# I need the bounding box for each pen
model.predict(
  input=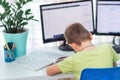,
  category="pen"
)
[4,39,10,50]
[11,43,16,50]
